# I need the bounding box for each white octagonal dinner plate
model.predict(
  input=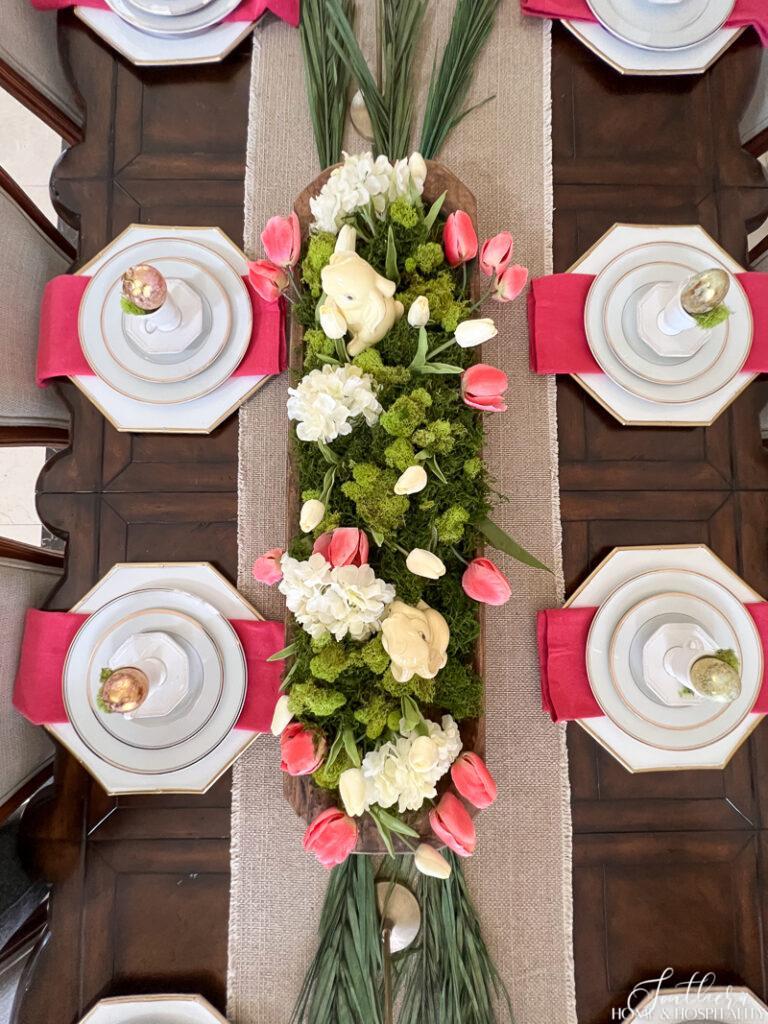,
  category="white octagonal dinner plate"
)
[48,563,262,794]
[80,993,229,1024]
